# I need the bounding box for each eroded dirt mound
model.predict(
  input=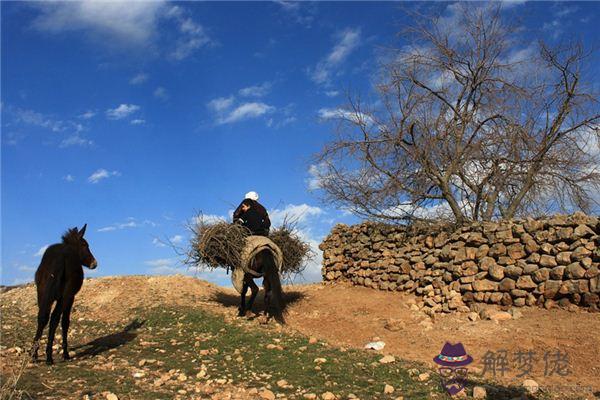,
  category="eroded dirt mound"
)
[1,275,221,323]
